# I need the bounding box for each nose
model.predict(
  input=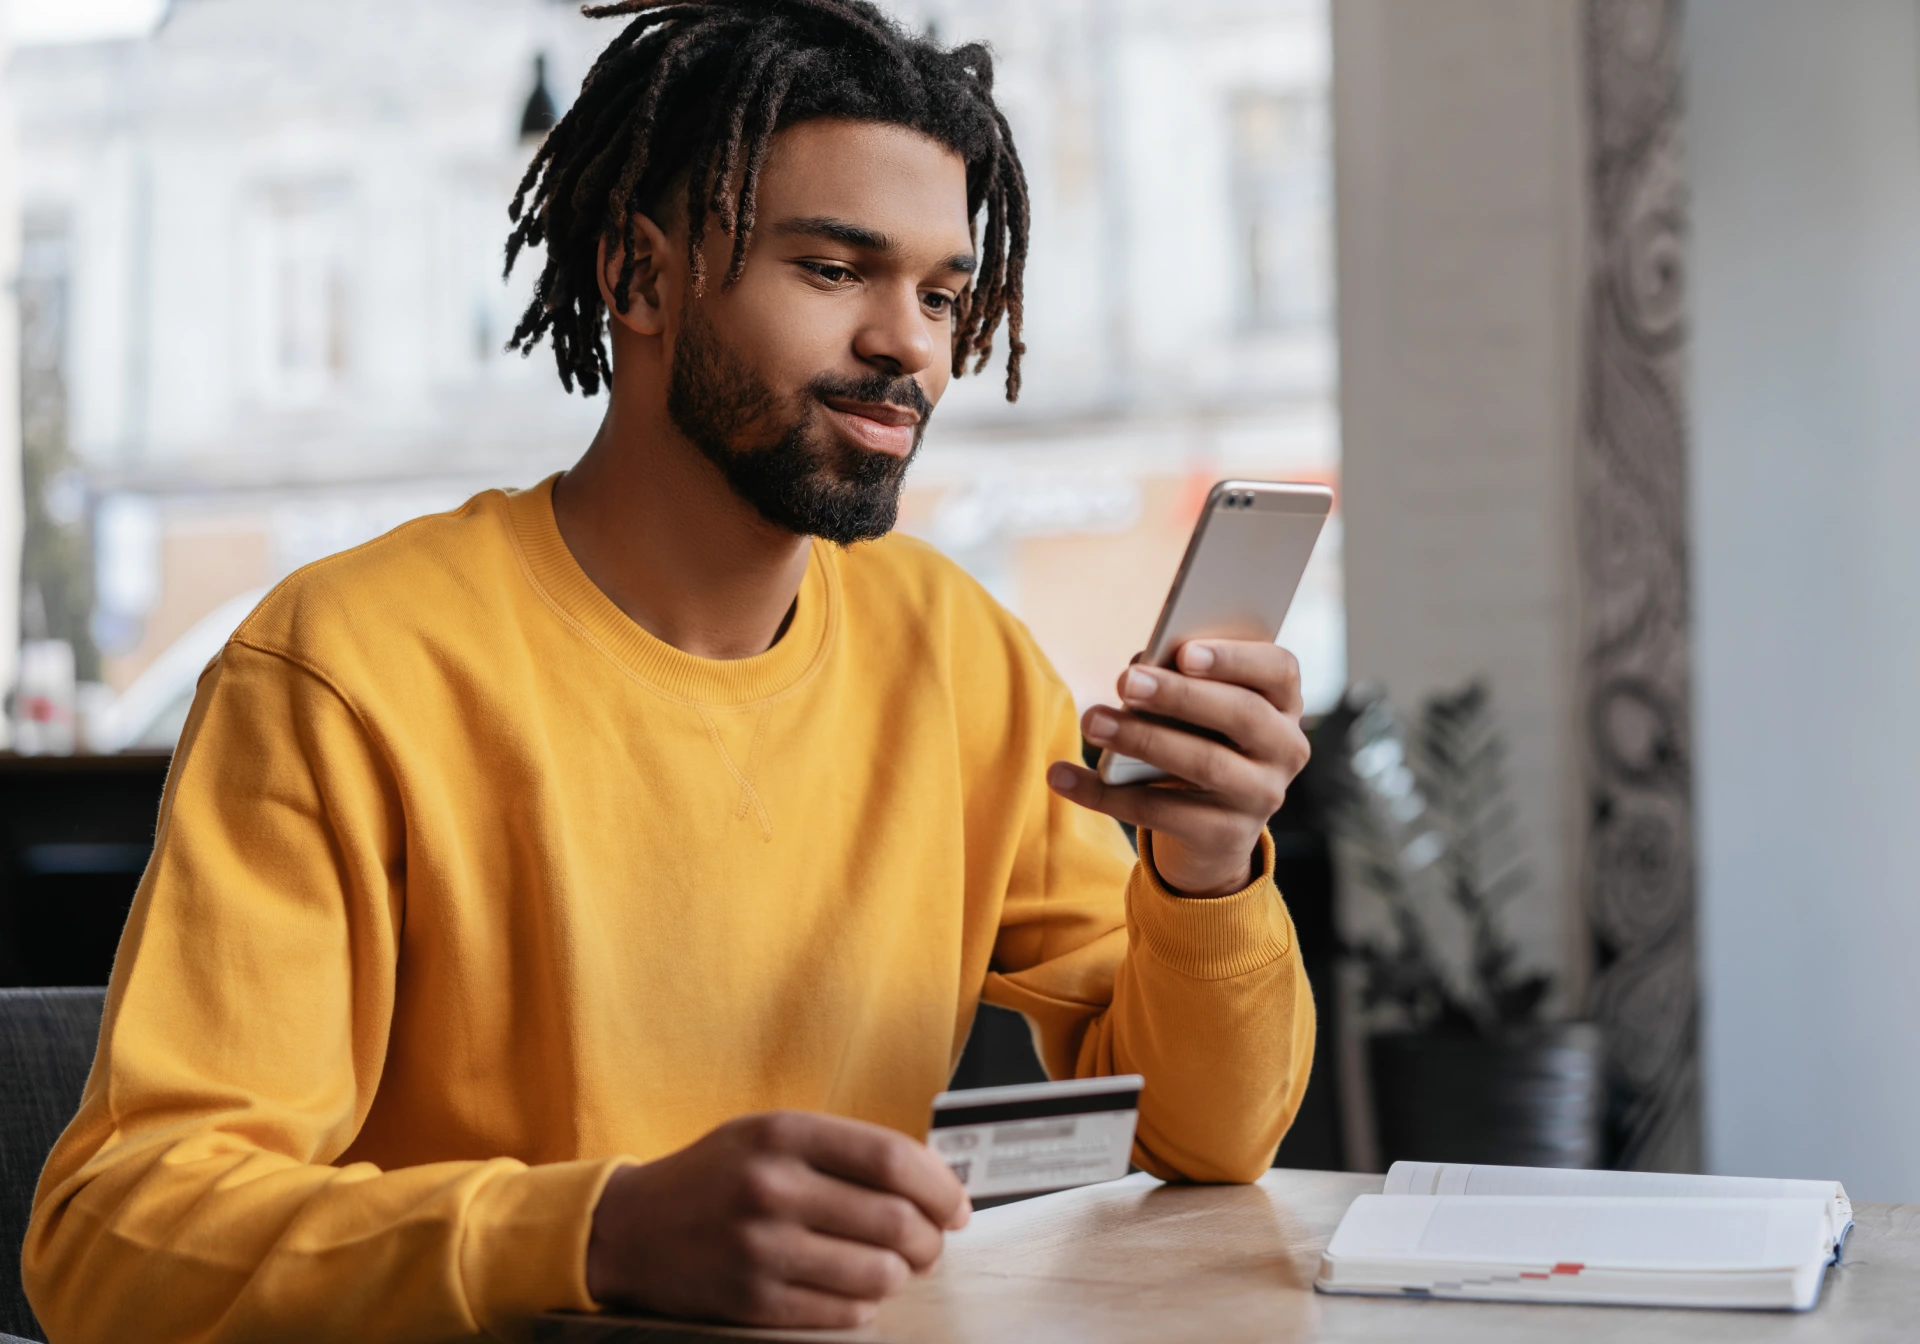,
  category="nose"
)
[851,280,936,378]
